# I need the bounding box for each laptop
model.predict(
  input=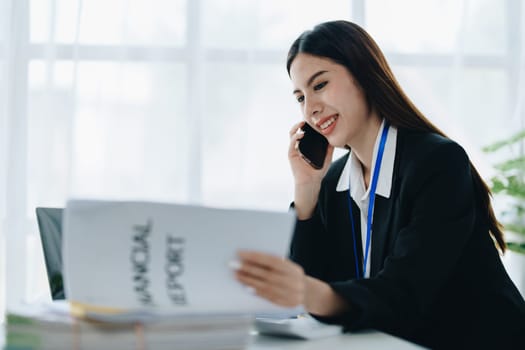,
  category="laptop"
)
[35,207,66,300]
